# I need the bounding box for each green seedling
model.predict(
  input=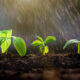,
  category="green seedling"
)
[63,39,80,54]
[32,36,56,55]
[0,29,26,56]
